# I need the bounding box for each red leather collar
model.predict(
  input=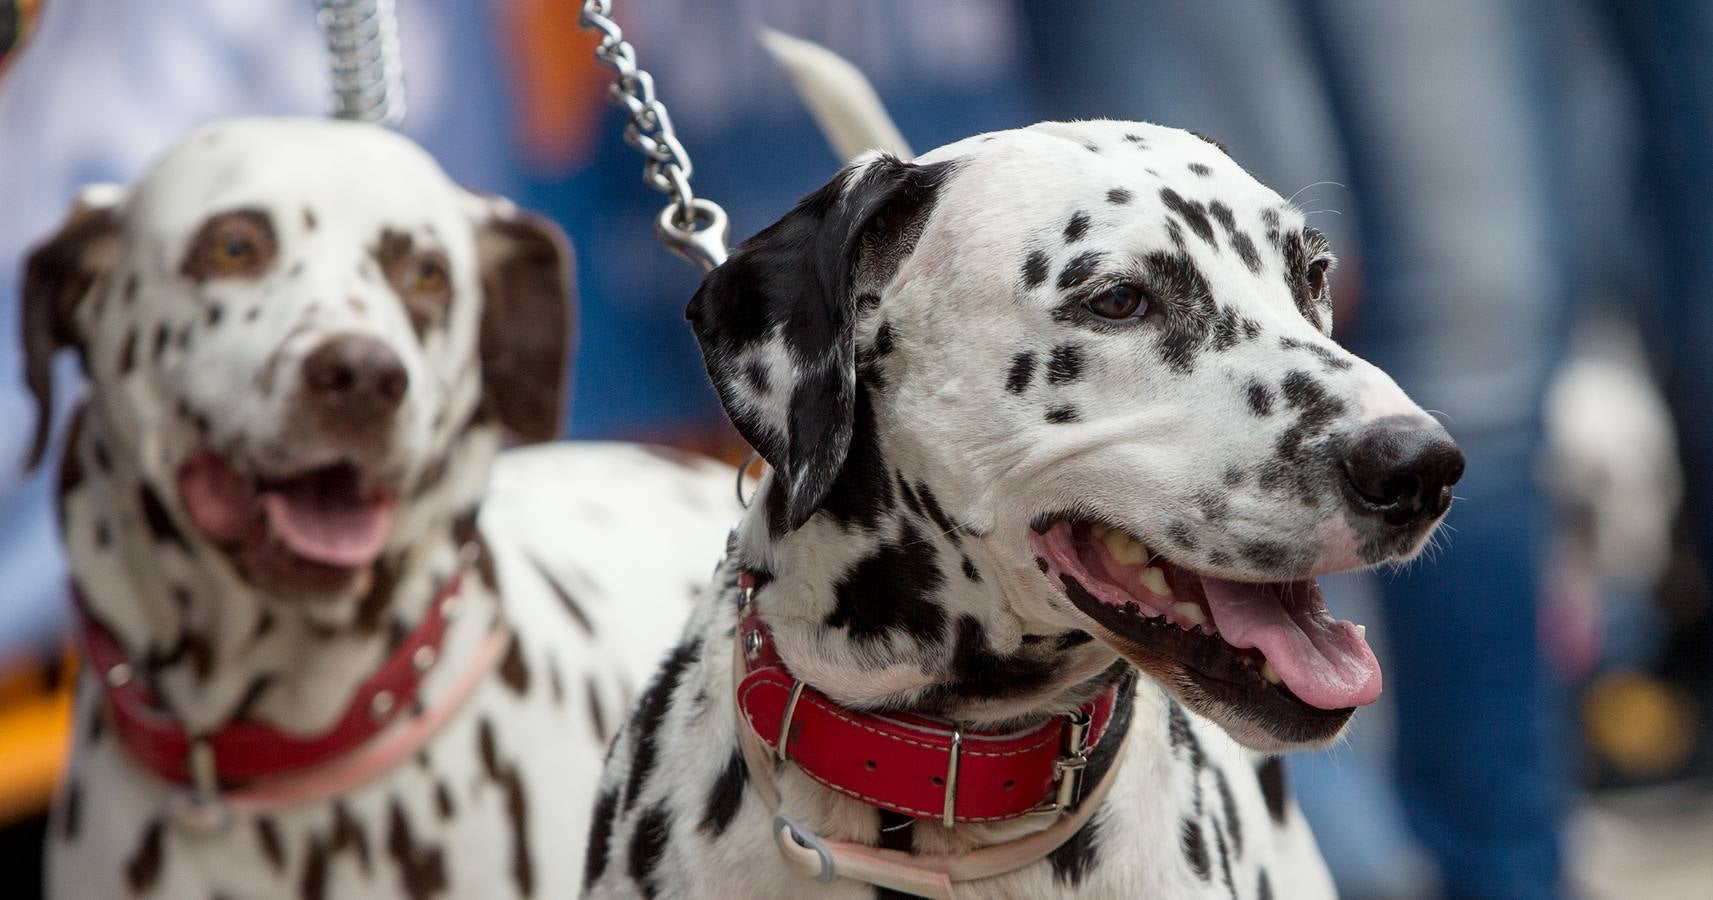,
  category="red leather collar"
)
[734,571,1122,825]
[77,572,464,788]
